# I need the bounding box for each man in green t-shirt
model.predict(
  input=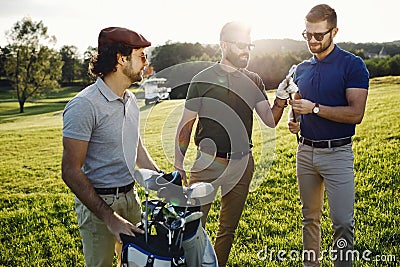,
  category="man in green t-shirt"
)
[174,21,297,266]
